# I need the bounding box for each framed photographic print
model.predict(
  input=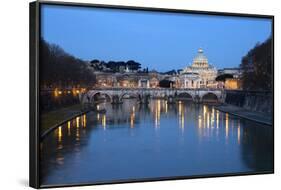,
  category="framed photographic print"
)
[29,1,274,188]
